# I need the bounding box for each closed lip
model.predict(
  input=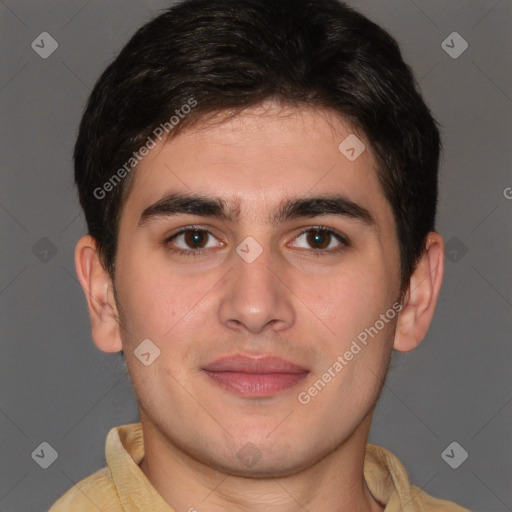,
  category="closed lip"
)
[201,354,308,374]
